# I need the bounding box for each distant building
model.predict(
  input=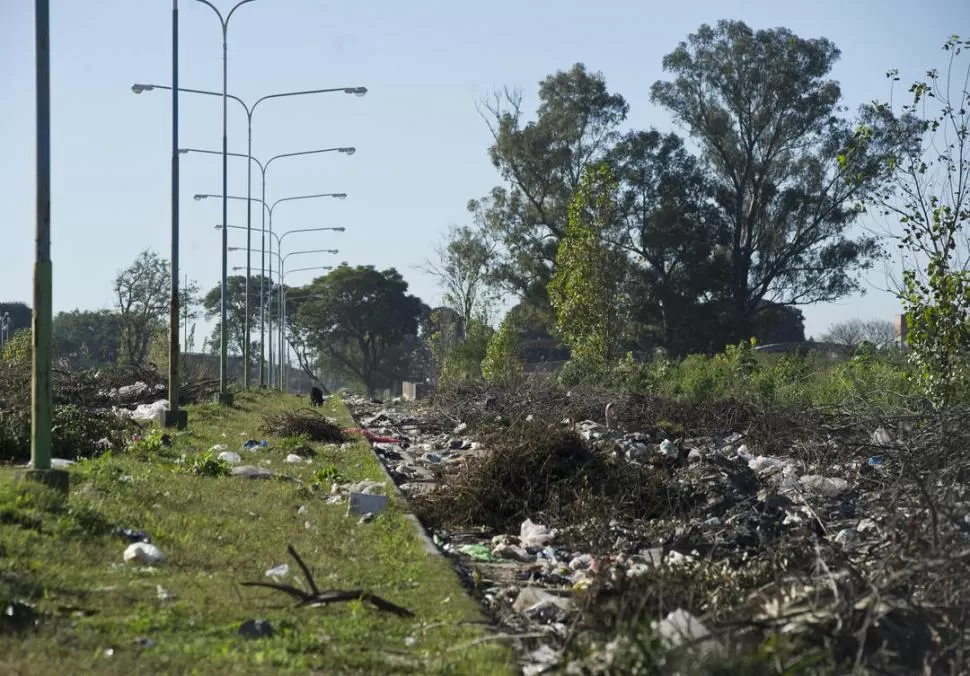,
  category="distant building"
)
[894,314,908,351]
